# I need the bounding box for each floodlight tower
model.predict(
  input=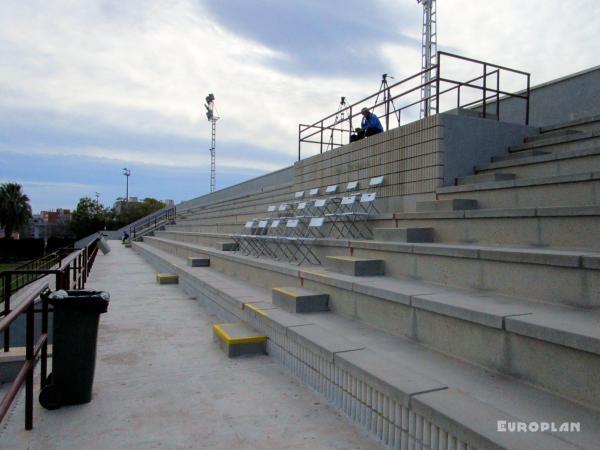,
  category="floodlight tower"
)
[204,93,219,193]
[417,0,437,118]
